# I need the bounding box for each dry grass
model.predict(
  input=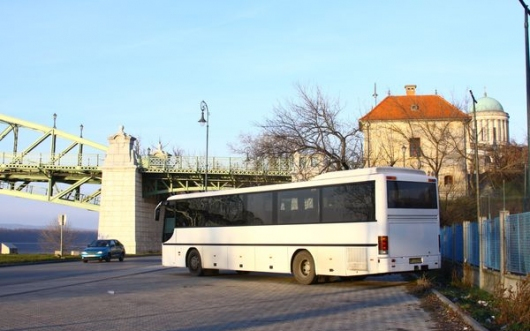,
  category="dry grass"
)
[493,275,530,330]
[415,272,434,291]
